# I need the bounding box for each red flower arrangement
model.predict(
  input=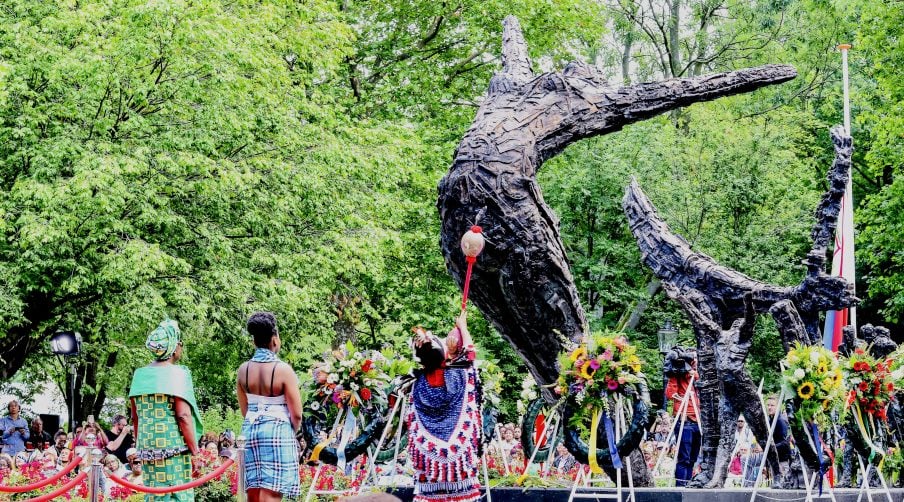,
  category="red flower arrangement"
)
[843,348,895,420]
